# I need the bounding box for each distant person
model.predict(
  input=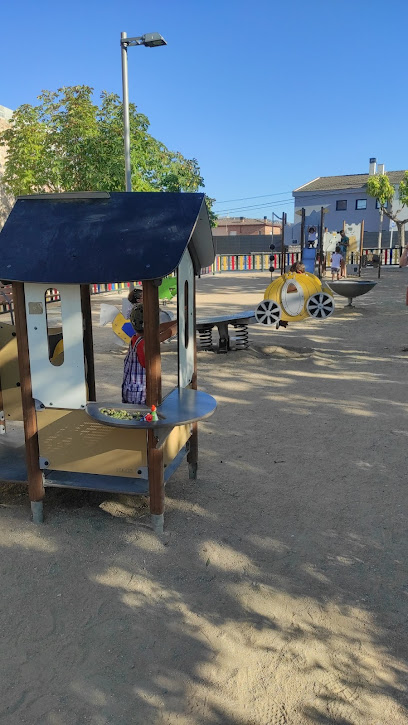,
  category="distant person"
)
[307,226,318,248]
[338,230,349,277]
[331,247,342,281]
[399,245,408,268]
